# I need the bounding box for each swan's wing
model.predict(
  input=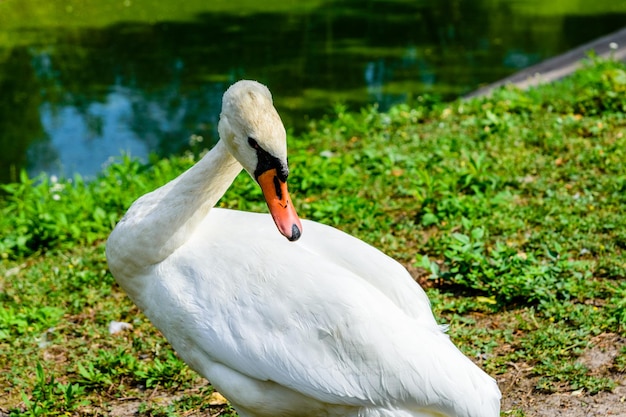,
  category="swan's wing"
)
[297,218,438,327]
[143,210,499,416]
